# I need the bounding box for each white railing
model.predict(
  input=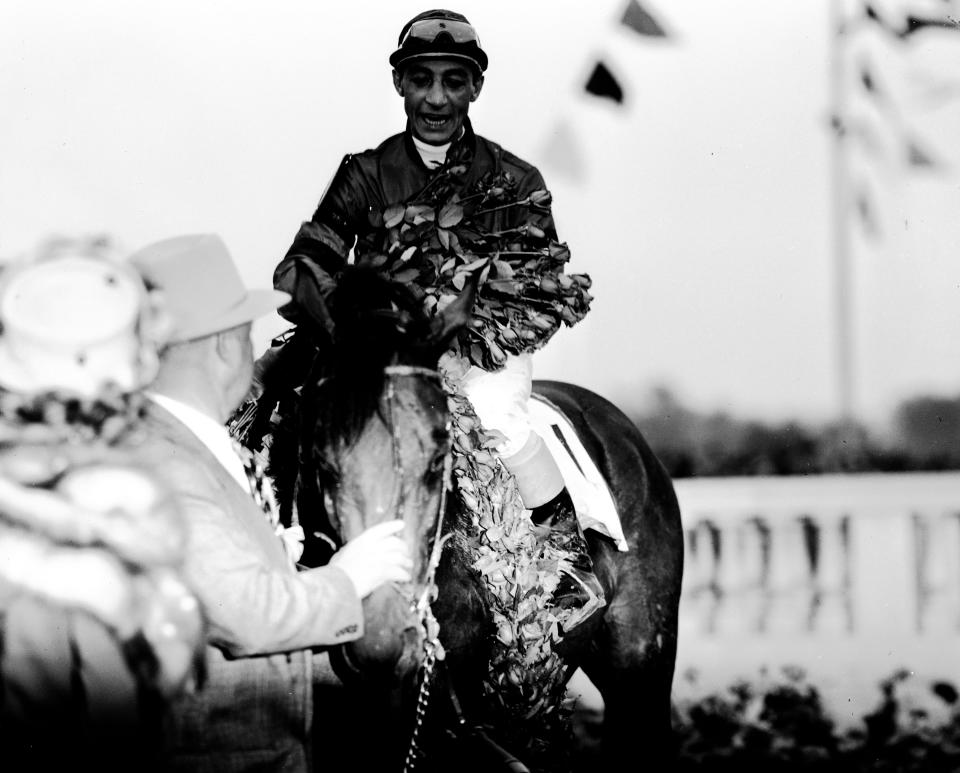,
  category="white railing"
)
[672,472,960,716]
